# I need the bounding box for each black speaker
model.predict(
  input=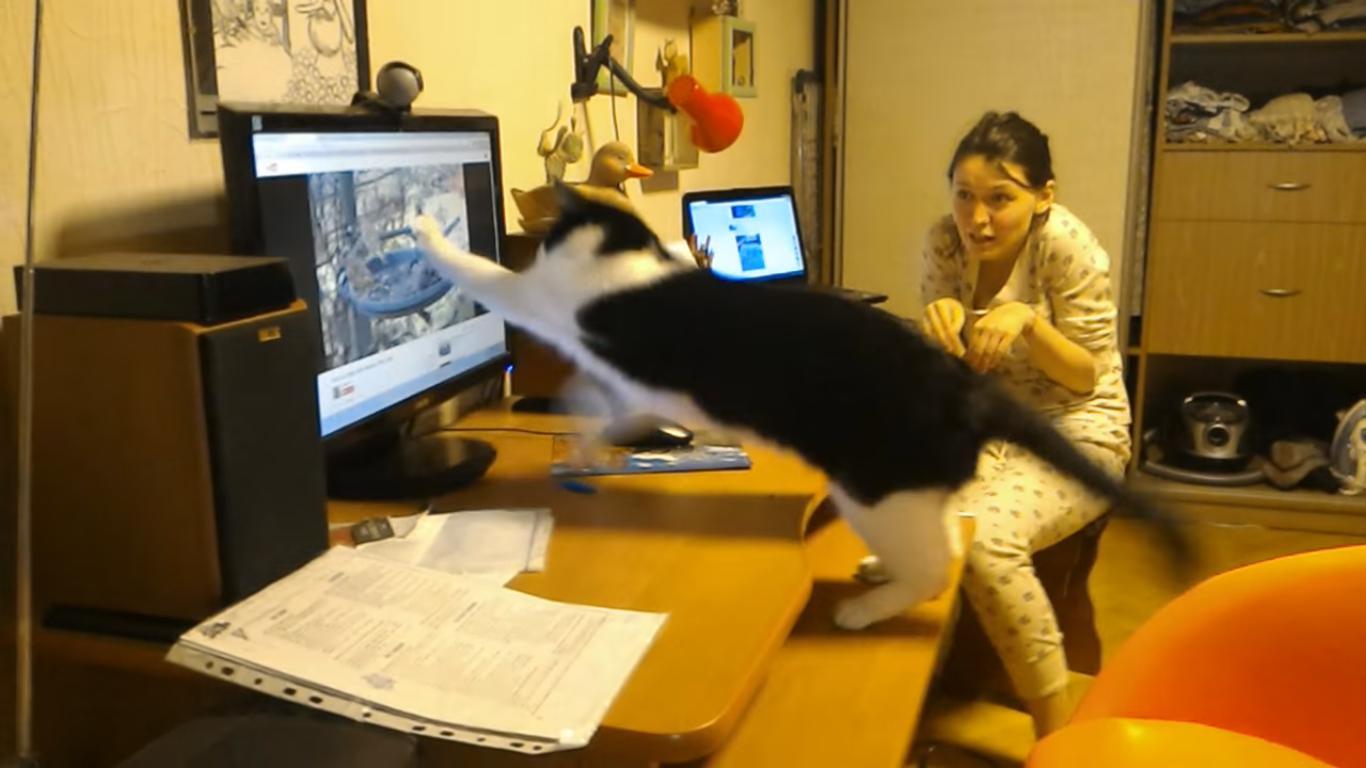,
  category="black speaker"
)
[4,300,328,632]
